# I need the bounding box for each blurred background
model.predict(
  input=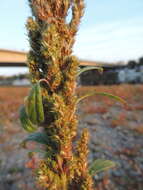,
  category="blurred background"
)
[0,1,143,190]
